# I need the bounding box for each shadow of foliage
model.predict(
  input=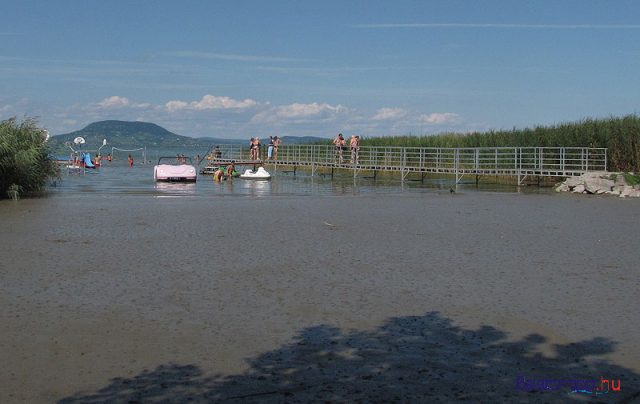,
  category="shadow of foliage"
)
[59,312,639,403]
